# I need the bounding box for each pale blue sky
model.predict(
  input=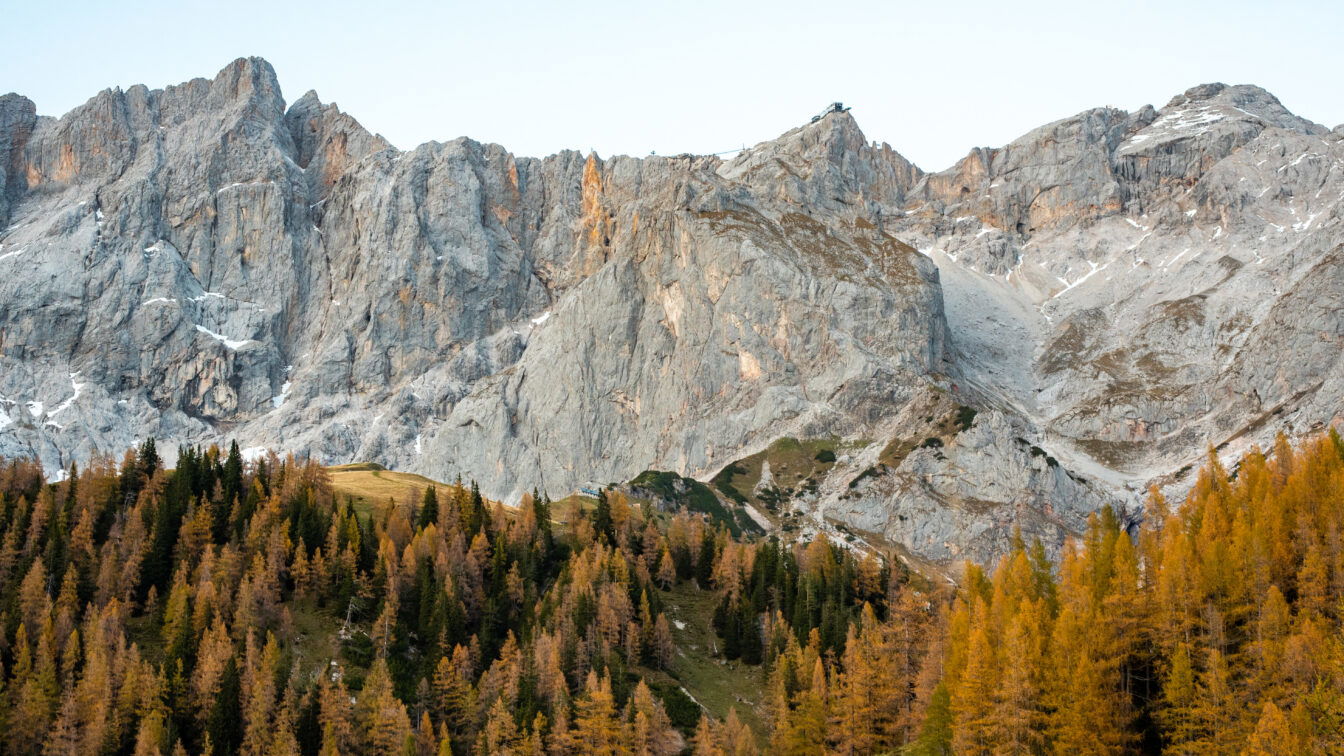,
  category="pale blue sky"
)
[4,0,1341,171]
